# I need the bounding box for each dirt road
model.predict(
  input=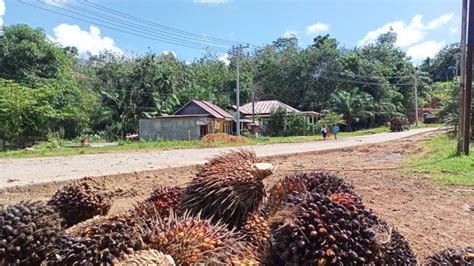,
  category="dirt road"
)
[0,128,438,188]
